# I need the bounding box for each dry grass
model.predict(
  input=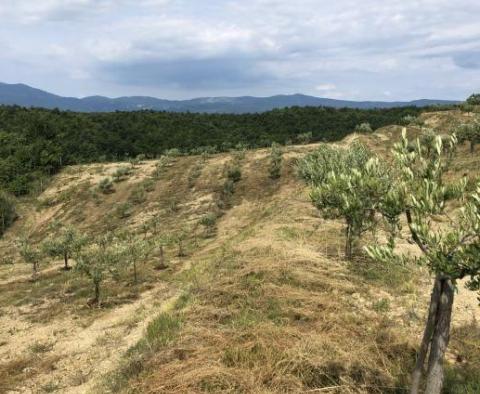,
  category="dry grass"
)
[0,110,479,393]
